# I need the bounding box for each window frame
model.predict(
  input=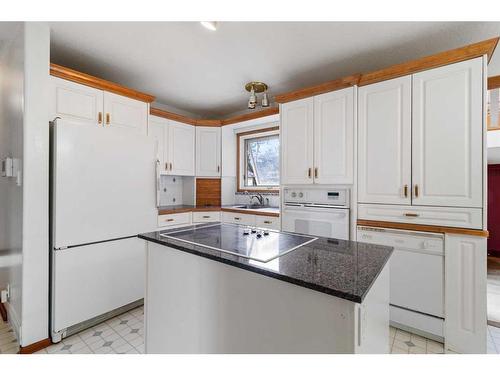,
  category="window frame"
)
[237,126,280,192]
